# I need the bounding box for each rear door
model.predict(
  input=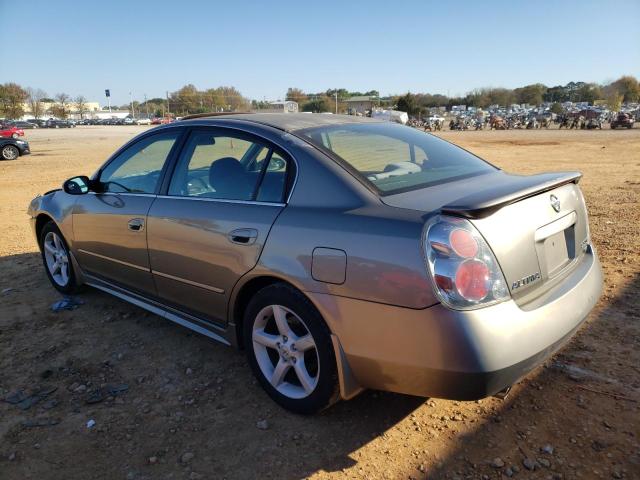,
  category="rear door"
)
[146,127,294,325]
[73,129,182,295]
